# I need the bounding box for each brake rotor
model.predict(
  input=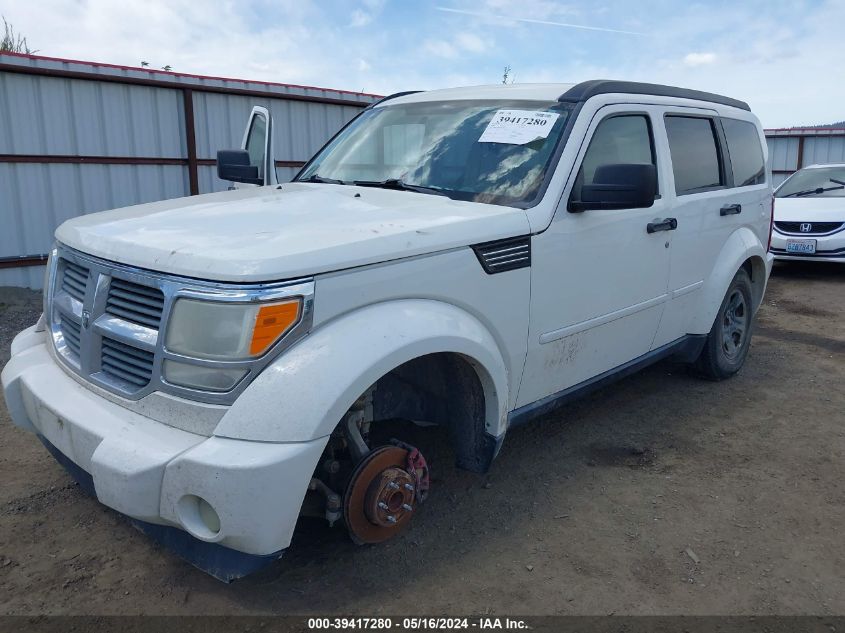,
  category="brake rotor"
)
[343,445,421,544]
